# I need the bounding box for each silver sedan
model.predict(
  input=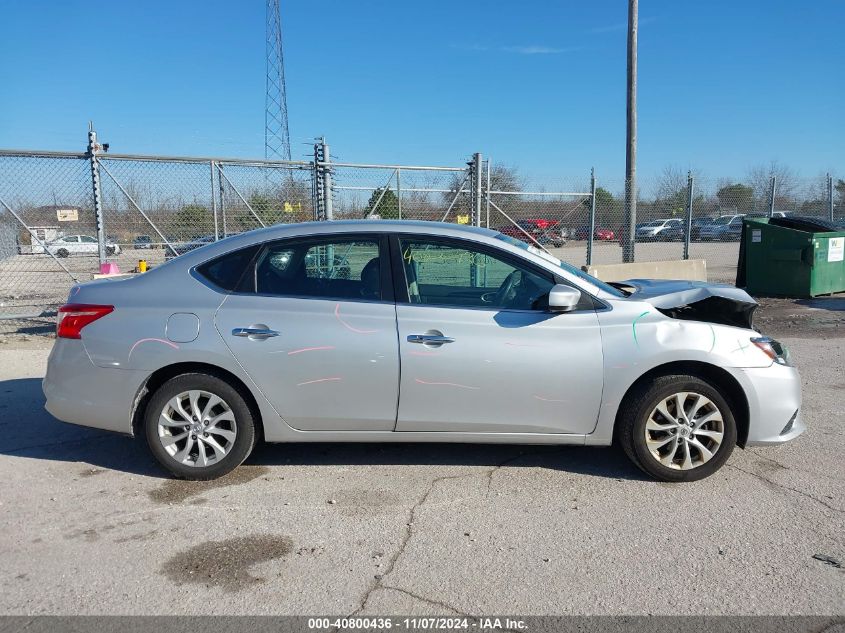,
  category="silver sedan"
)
[43,220,803,481]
